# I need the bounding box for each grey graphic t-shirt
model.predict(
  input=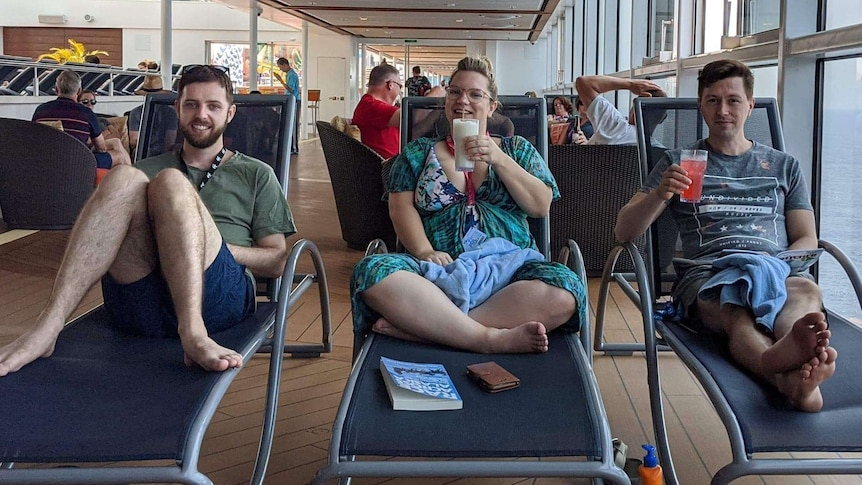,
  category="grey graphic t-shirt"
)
[642,140,812,260]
